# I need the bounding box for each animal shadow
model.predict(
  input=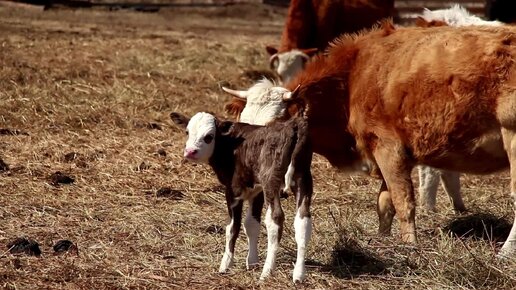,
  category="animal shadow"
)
[326,233,389,279]
[443,212,512,244]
